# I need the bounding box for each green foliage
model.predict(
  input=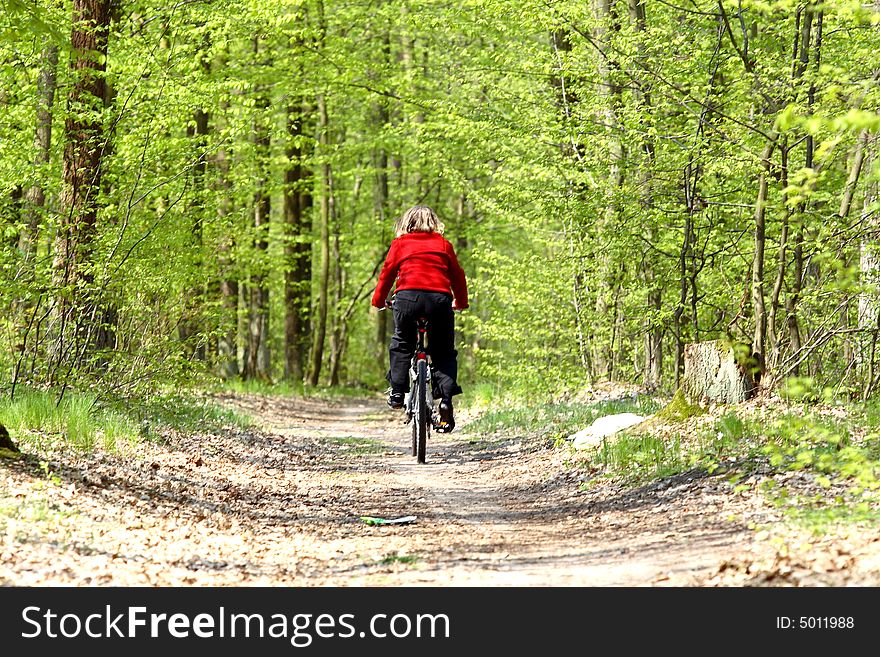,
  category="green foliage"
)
[757,414,879,491]
[778,377,846,404]
[2,0,880,405]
